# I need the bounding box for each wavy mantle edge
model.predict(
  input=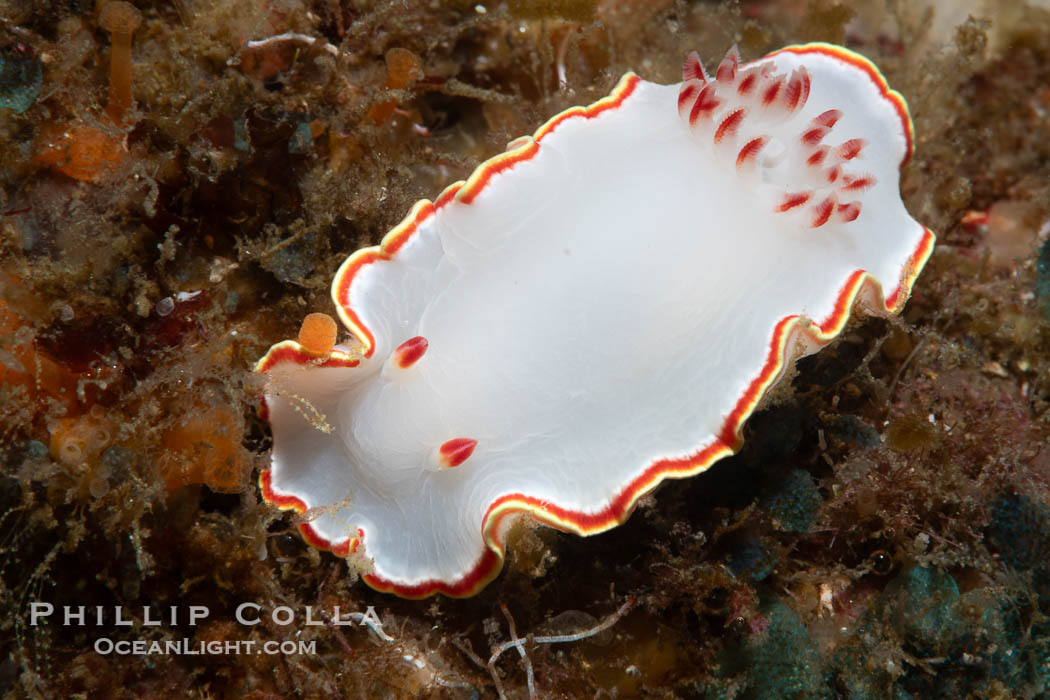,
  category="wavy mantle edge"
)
[255,42,936,598]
